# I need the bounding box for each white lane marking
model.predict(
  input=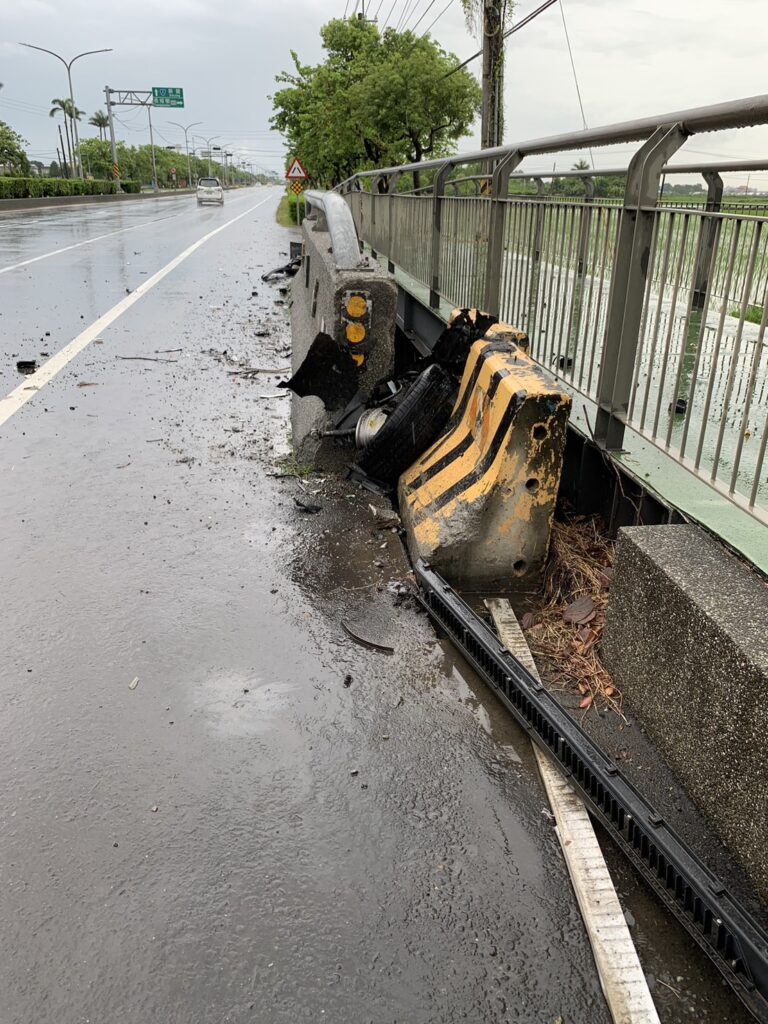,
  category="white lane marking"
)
[0,188,262,275]
[486,598,661,1024]
[0,194,274,429]
[0,211,183,275]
